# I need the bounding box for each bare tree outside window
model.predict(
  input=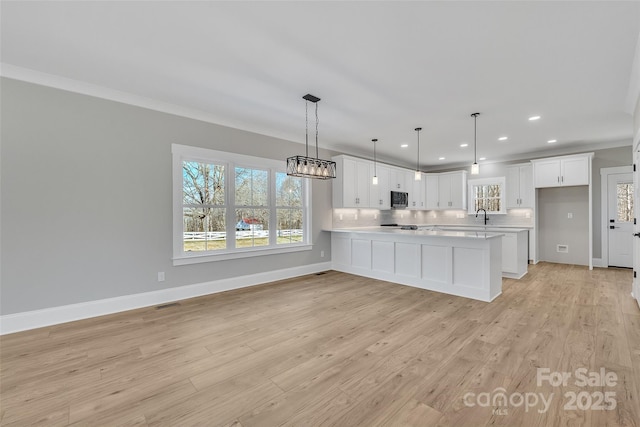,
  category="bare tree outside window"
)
[474,184,501,212]
[182,161,226,251]
[276,173,304,244]
[235,167,269,247]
